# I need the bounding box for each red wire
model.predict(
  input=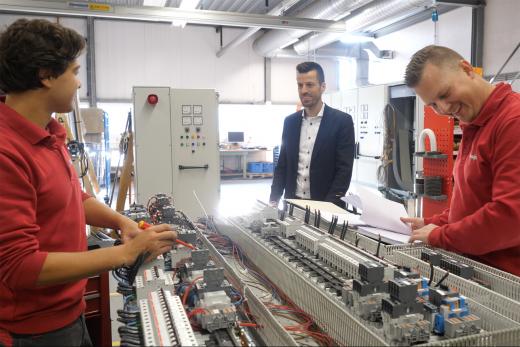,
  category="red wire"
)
[238,322,258,328]
[187,308,208,318]
[182,276,203,305]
